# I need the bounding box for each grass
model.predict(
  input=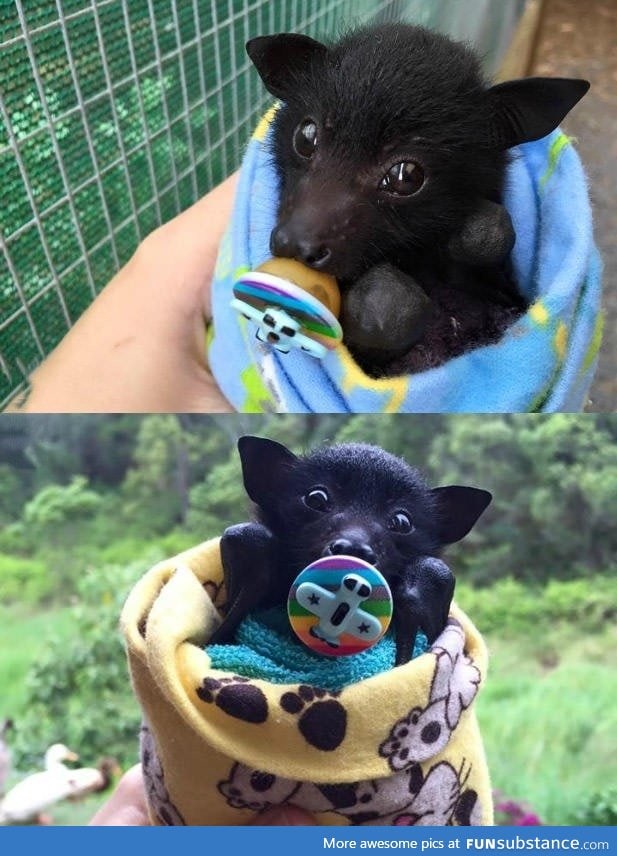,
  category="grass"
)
[478,623,616,825]
[50,791,109,825]
[0,601,120,826]
[0,602,74,718]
